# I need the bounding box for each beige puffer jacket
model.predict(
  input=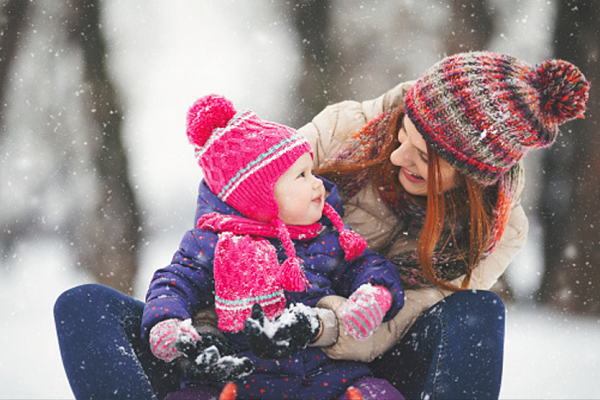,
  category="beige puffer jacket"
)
[301,81,529,362]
